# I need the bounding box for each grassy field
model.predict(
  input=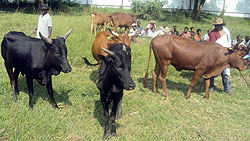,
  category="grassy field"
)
[0,9,250,140]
